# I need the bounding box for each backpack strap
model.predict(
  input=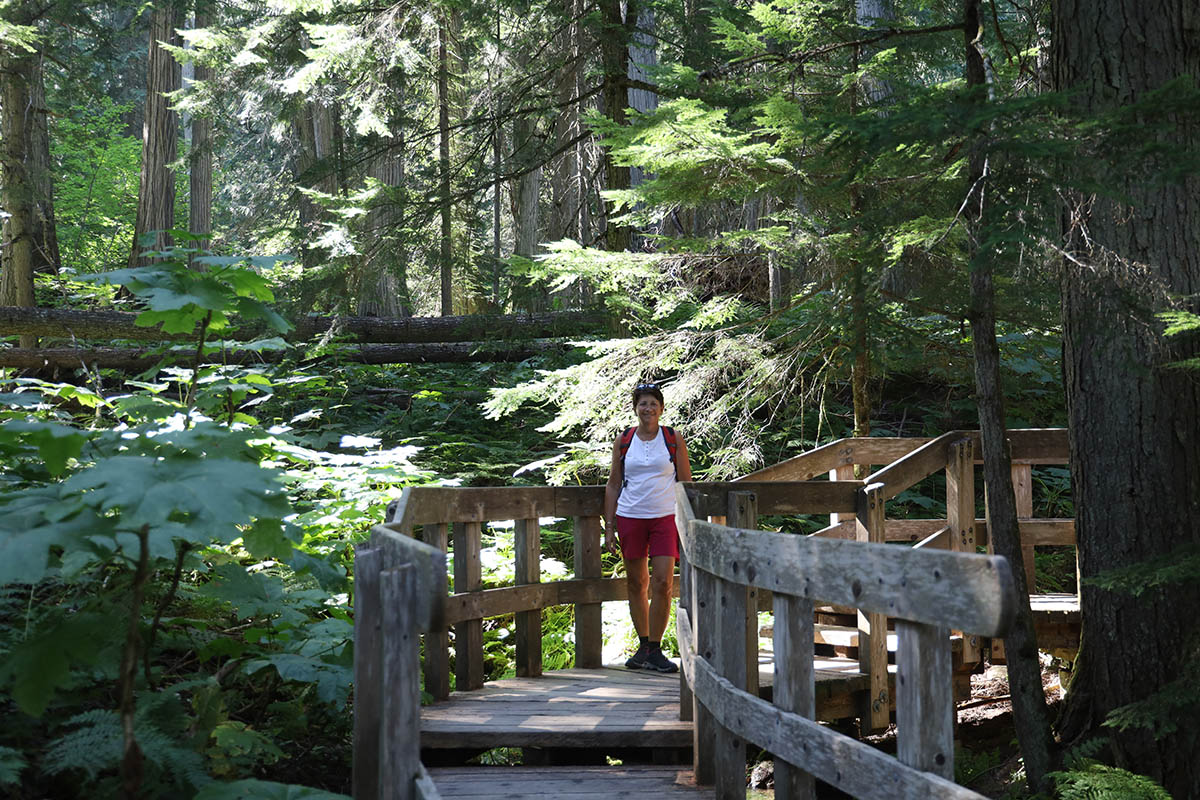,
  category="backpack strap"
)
[619,426,678,487]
